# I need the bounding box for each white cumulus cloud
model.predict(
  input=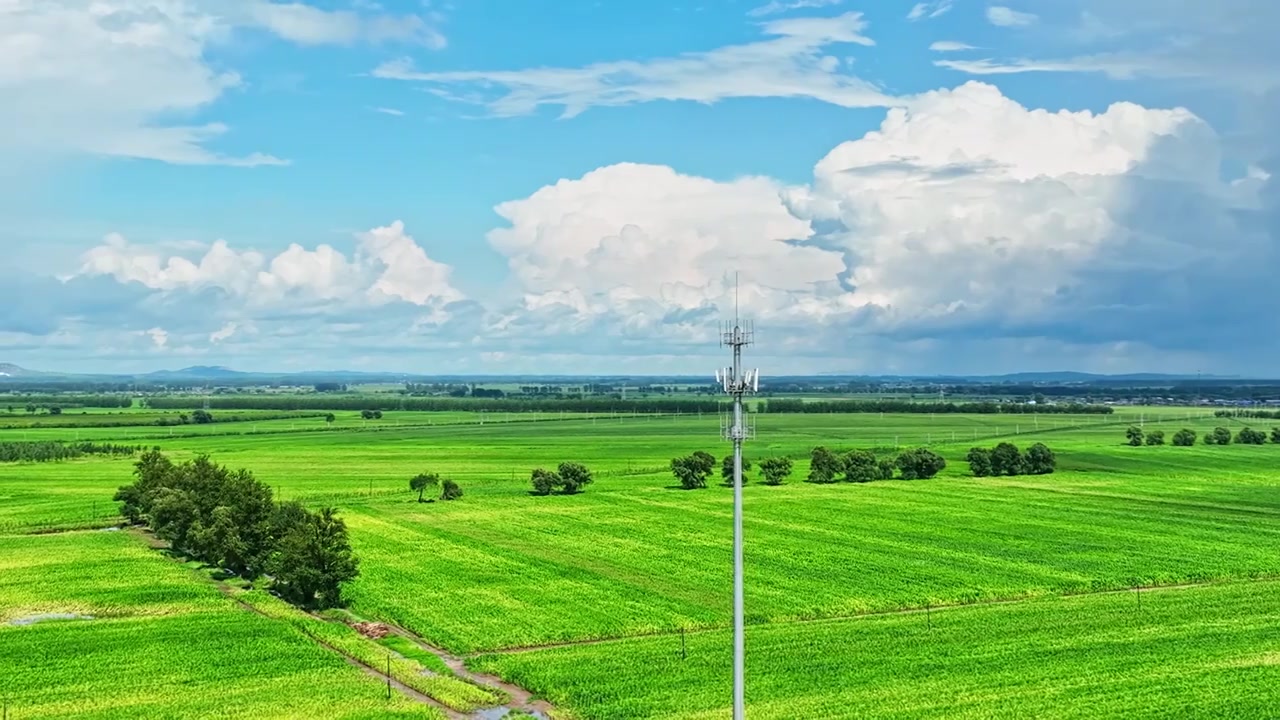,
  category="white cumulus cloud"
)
[76,221,464,311]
